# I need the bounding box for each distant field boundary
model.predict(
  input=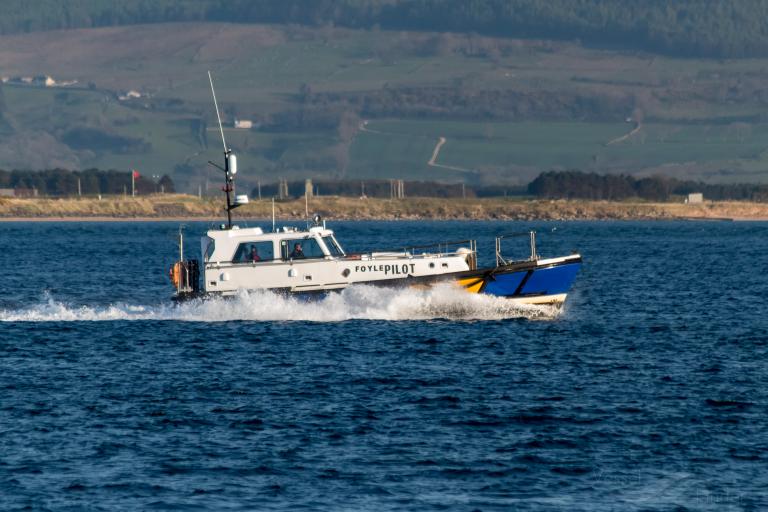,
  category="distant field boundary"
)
[606,122,642,146]
[427,137,475,175]
[361,121,476,175]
